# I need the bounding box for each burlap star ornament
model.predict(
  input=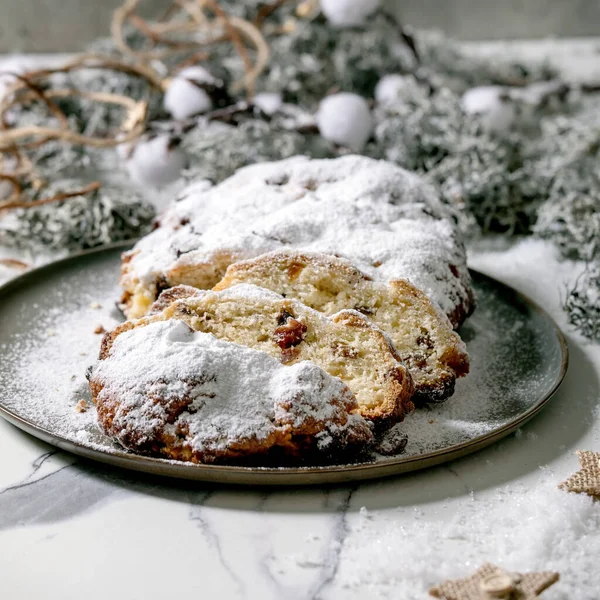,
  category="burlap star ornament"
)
[559,450,600,499]
[429,562,559,599]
